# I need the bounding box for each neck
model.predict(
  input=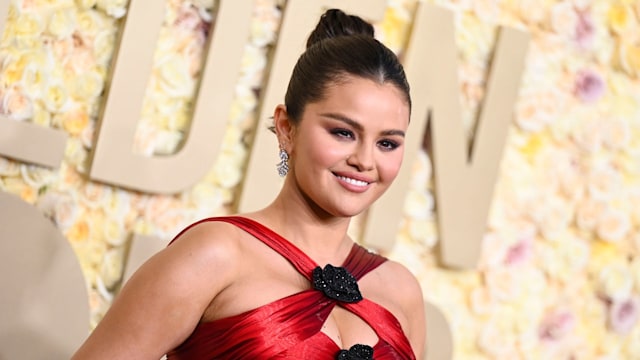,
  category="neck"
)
[248,182,354,265]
